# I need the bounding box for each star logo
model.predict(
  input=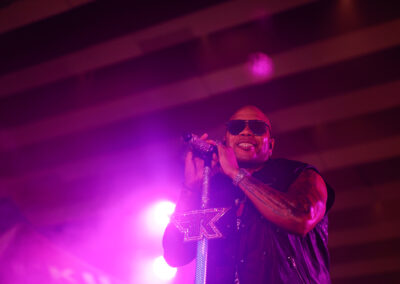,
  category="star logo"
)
[170,207,230,242]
